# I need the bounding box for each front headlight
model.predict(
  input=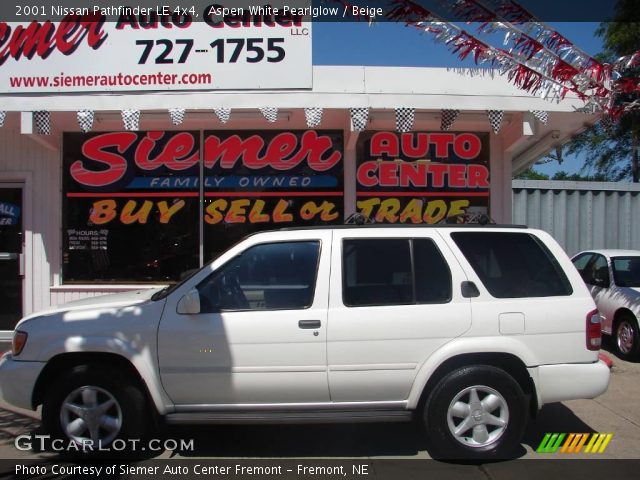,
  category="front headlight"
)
[12,331,28,356]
